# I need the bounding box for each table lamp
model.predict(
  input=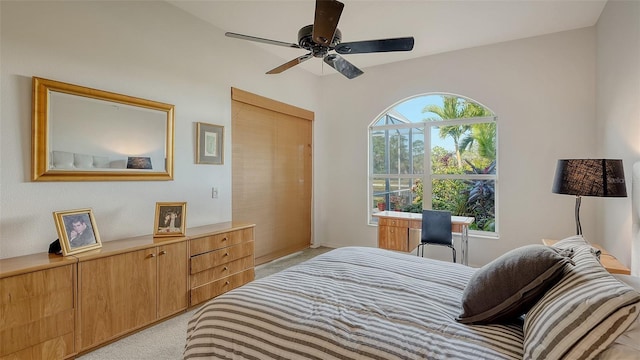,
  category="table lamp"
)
[552,159,626,235]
